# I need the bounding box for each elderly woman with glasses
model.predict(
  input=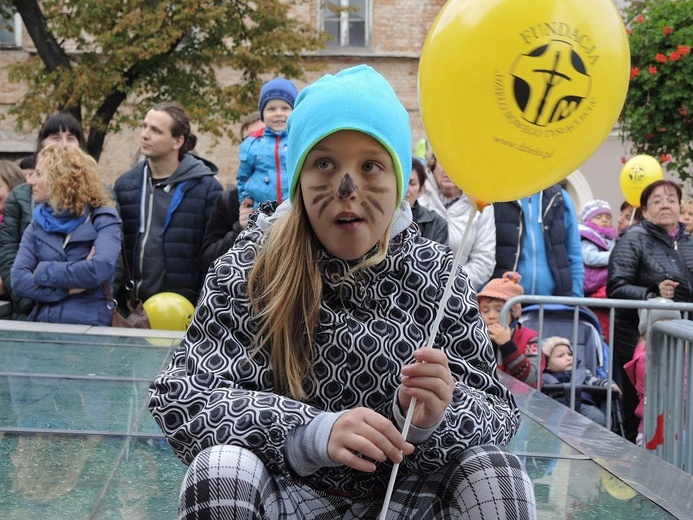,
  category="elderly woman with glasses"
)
[607,179,693,443]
